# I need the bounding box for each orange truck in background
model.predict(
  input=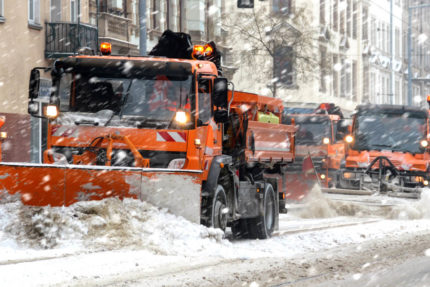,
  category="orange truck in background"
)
[282,103,348,202]
[0,30,296,239]
[335,103,430,198]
